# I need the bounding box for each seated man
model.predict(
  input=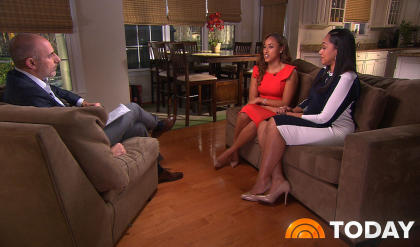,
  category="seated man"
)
[4,33,182,183]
